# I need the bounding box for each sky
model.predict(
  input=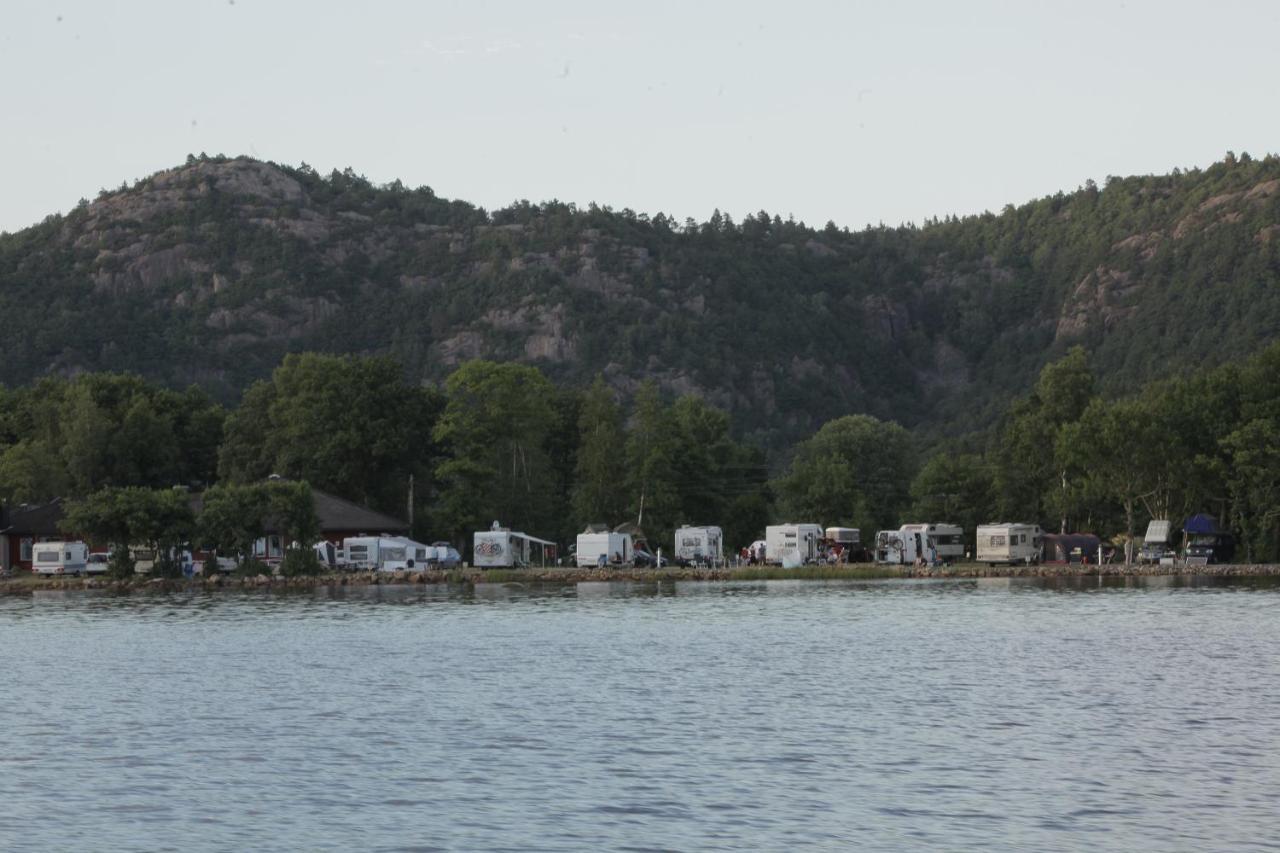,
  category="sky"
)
[3,0,1279,235]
